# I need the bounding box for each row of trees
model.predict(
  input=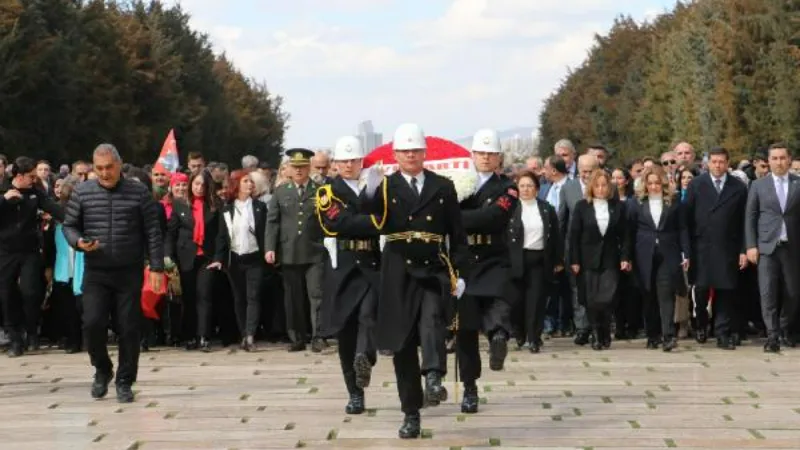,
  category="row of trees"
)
[0,0,287,167]
[537,0,800,162]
